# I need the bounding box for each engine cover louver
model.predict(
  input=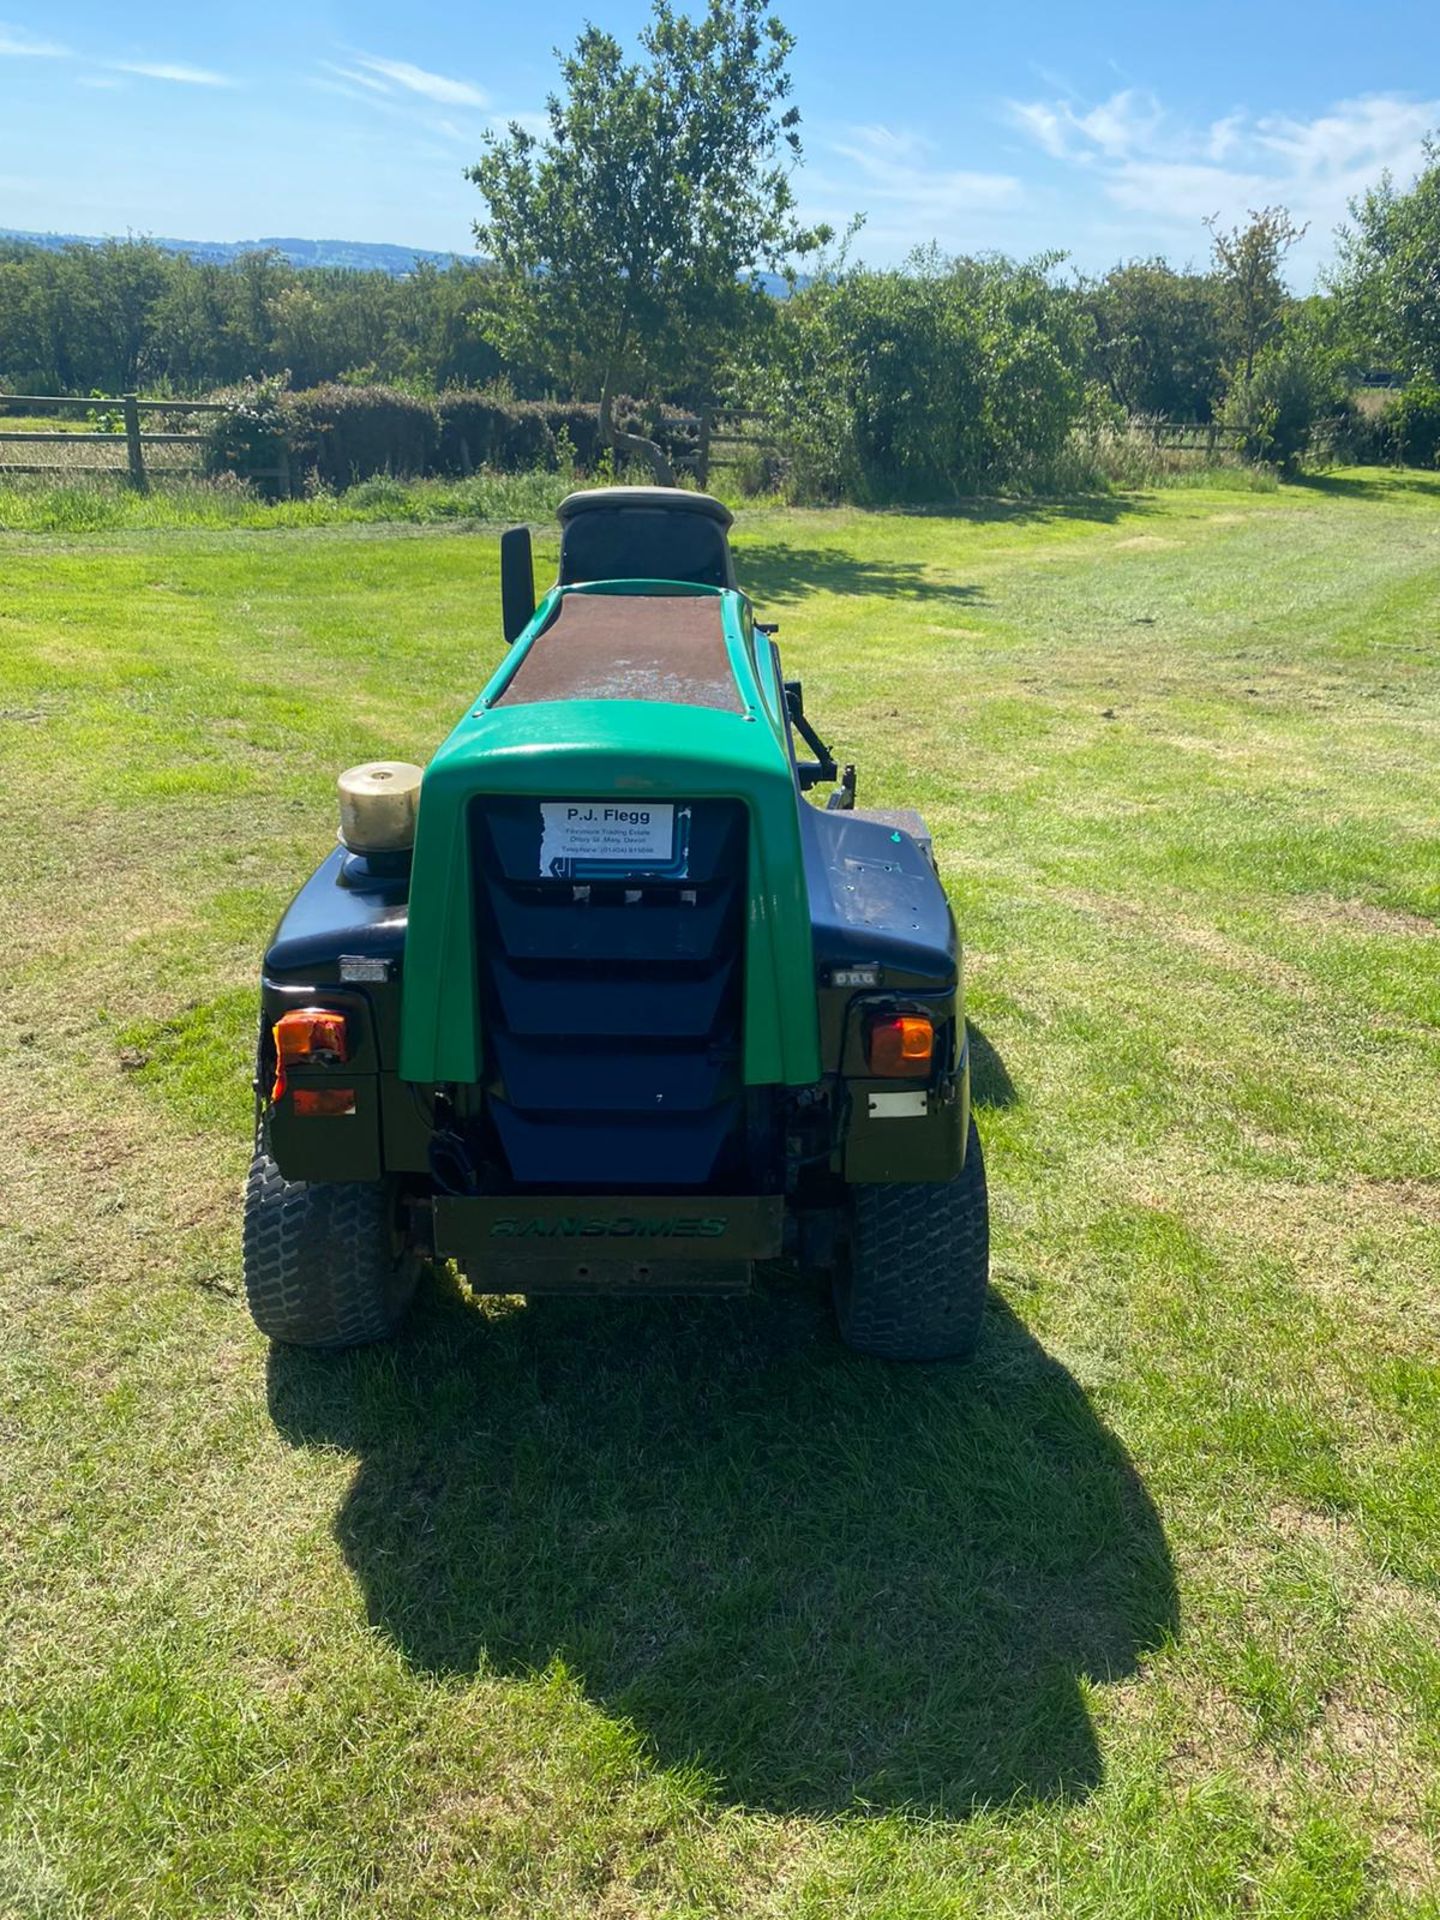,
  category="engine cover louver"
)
[469,797,748,1188]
